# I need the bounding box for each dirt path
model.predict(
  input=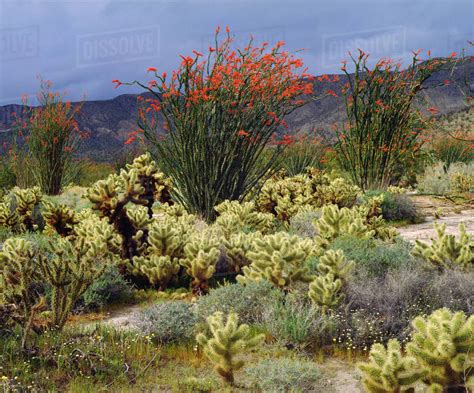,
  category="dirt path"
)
[398,209,474,243]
